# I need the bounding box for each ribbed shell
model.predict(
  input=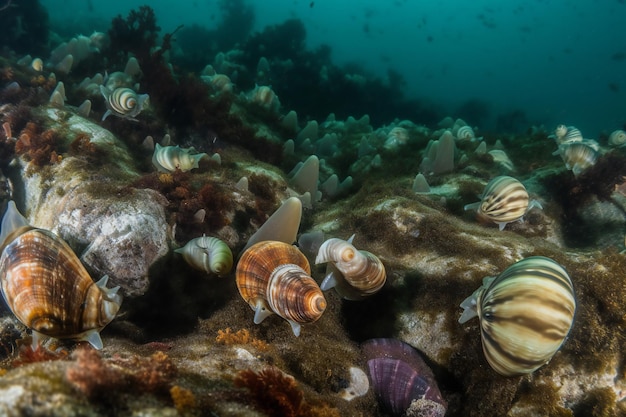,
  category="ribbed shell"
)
[106,87,139,115]
[315,238,386,297]
[266,264,327,324]
[609,129,626,146]
[176,236,233,276]
[557,143,597,176]
[236,241,325,326]
[456,125,475,140]
[476,176,529,226]
[560,126,583,144]
[476,256,576,376]
[152,144,207,173]
[0,227,120,339]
